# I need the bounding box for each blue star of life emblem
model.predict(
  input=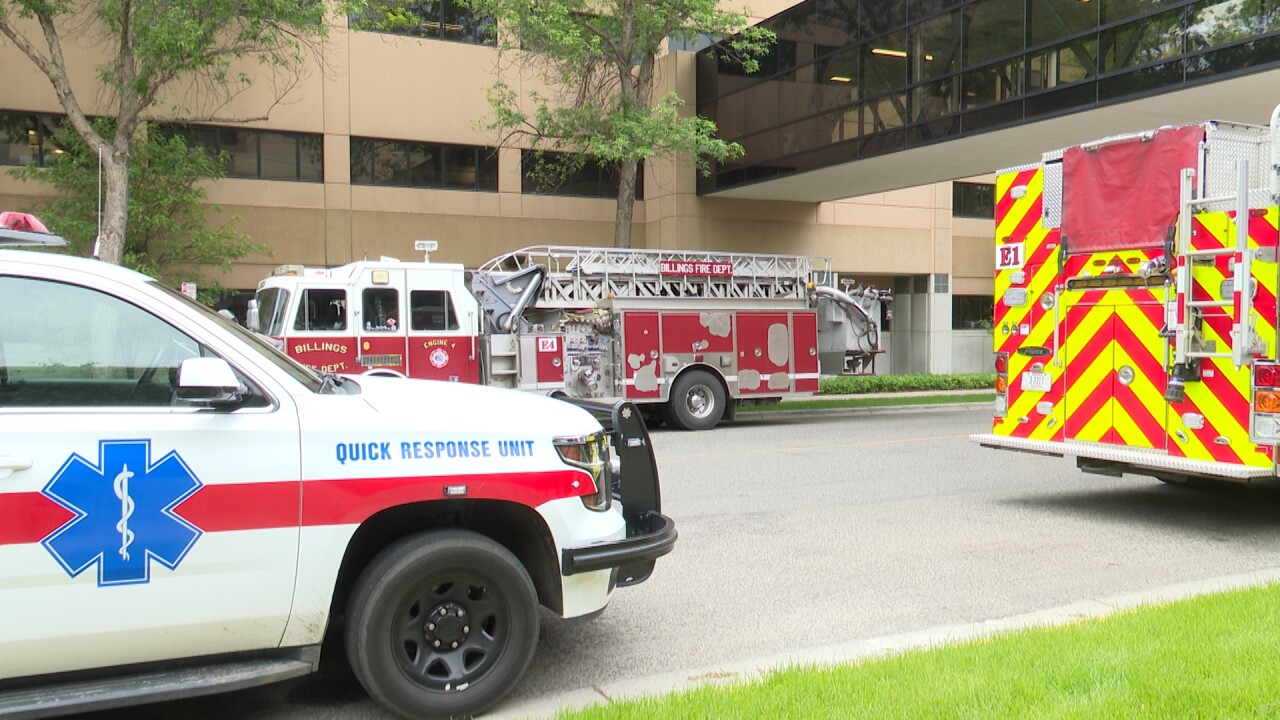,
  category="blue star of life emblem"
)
[41,439,203,586]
